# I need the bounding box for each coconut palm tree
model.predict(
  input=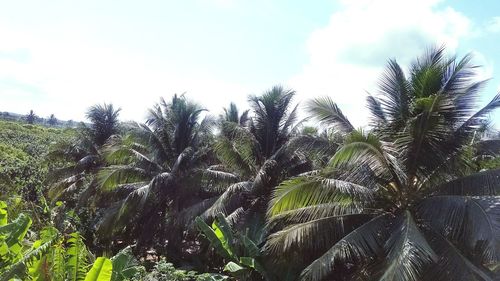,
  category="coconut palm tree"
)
[48,114,58,126]
[266,47,500,281]
[46,103,121,209]
[26,110,37,124]
[85,103,121,146]
[197,86,335,245]
[222,102,249,126]
[95,95,216,258]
